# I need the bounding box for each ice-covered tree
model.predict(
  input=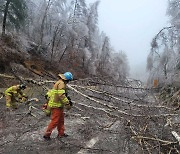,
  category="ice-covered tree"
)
[1,0,129,80]
[147,0,180,86]
[1,0,27,35]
